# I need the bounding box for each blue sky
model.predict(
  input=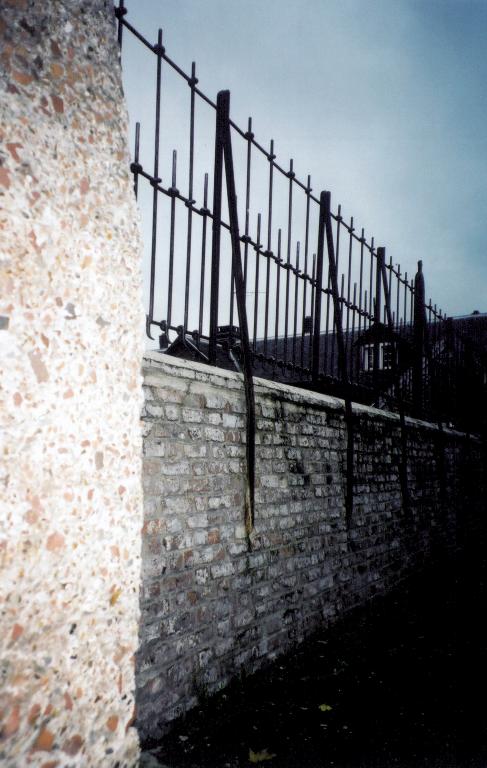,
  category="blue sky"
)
[120,0,487,319]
